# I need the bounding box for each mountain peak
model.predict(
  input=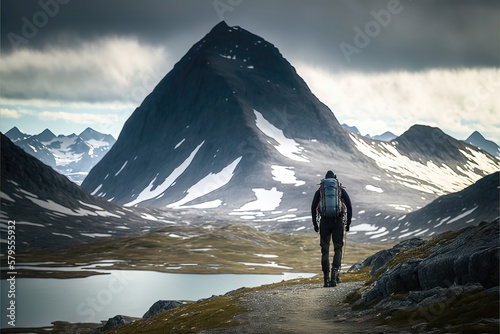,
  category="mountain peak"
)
[466,131,499,158]
[5,126,28,142]
[467,130,485,141]
[79,127,105,141]
[36,128,56,142]
[393,124,468,162]
[210,20,231,32]
[82,22,352,209]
